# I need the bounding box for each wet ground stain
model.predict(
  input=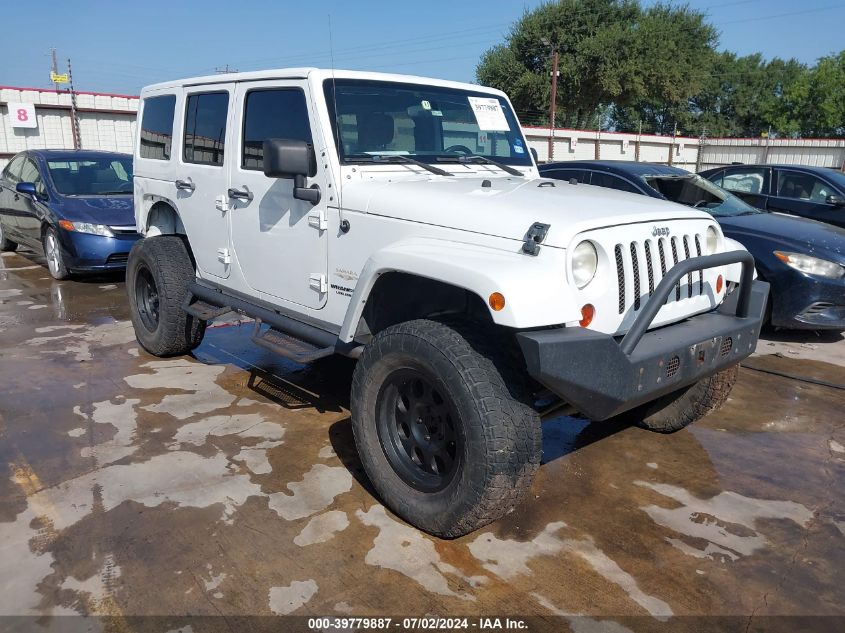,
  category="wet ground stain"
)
[1,248,844,628]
